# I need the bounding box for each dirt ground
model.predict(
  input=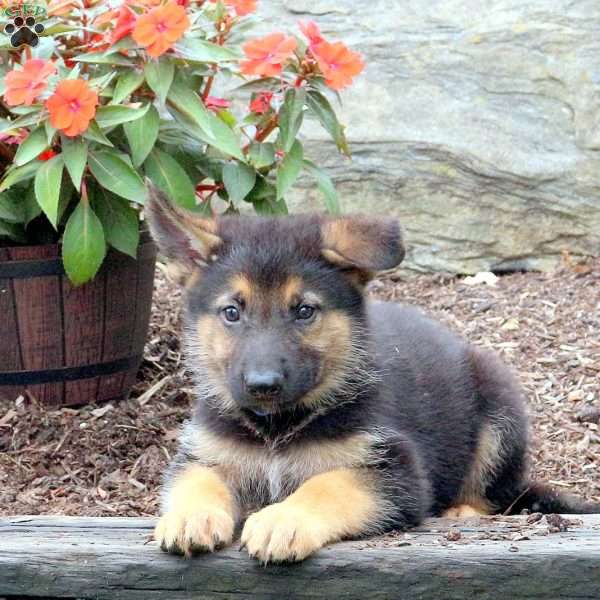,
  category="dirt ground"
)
[1,258,599,517]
